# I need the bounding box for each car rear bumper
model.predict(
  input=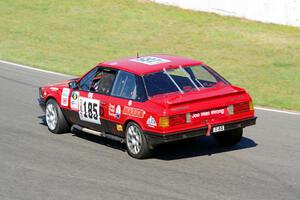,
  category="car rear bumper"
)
[144,116,257,147]
[38,98,46,112]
